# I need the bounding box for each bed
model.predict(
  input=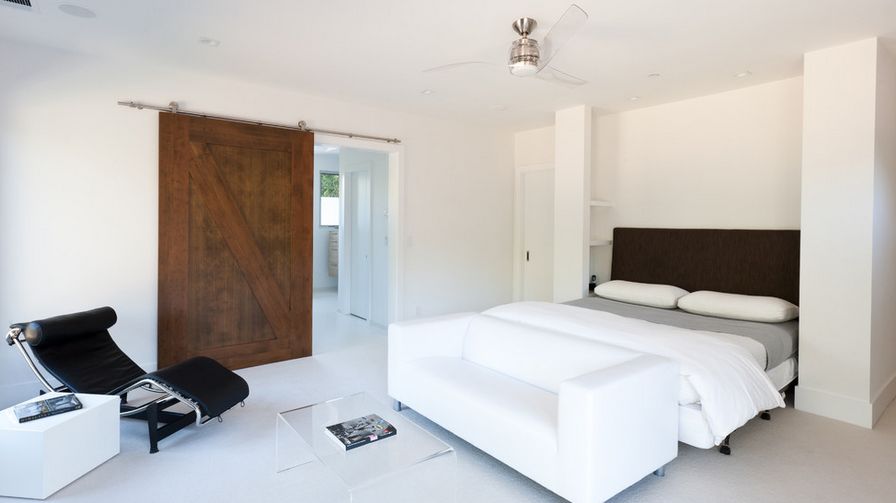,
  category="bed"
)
[598,227,798,449]
[496,227,800,452]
